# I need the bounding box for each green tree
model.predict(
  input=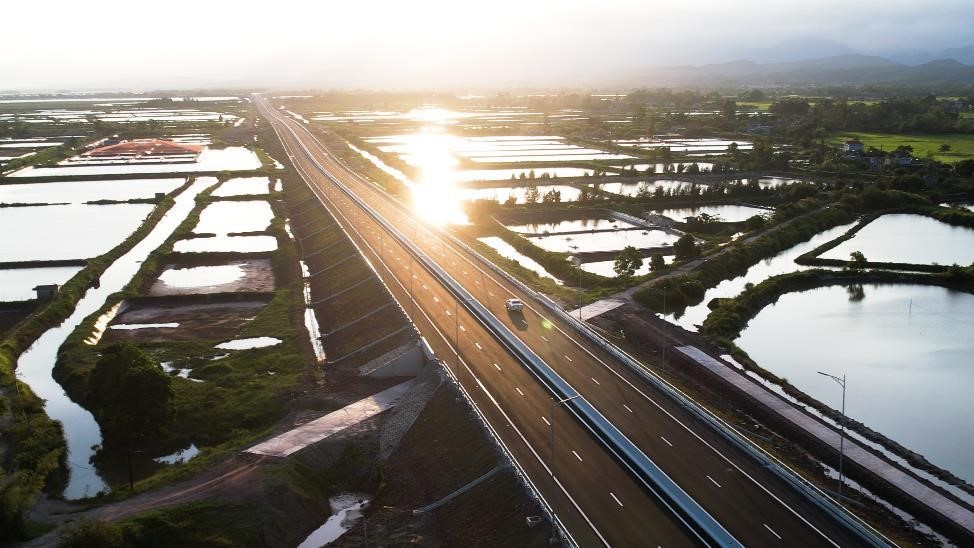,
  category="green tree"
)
[673,234,699,261]
[649,253,666,271]
[613,246,643,278]
[524,186,540,204]
[87,343,174,446]
[847,250,868,272]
